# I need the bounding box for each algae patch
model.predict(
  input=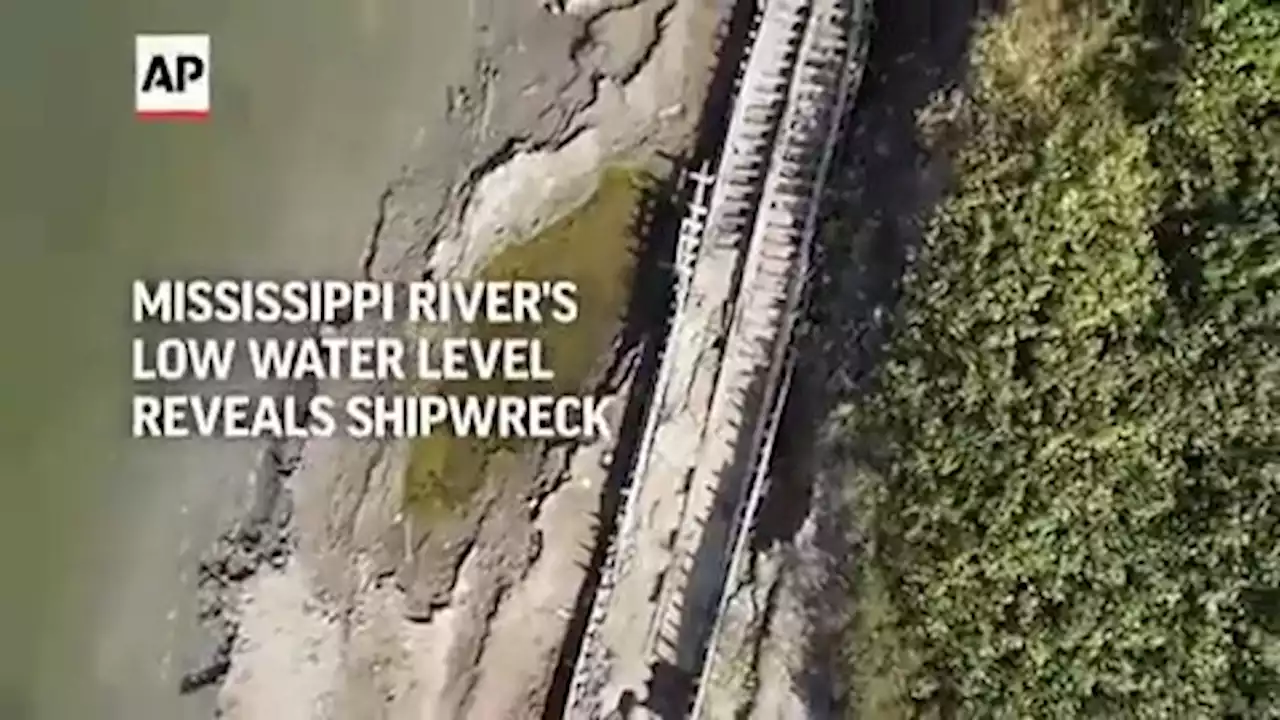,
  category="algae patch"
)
[405,166,649,521]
